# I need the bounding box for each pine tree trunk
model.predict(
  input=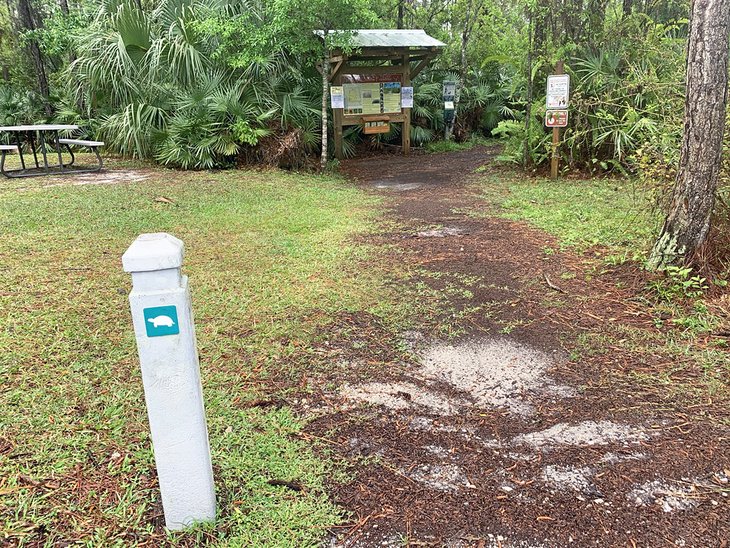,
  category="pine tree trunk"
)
[320,52,330,171]
[524,8,533,168]
[450,0,473,141]
[648,0,730,269]
[16,0,52,116]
